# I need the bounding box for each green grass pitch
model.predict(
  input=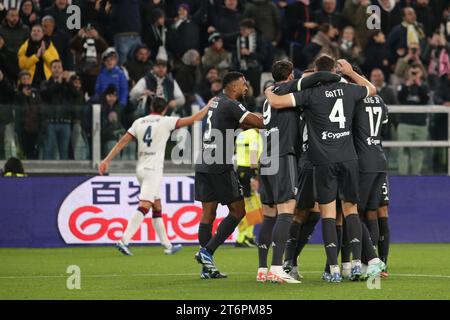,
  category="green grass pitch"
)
[1,244,450,300]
